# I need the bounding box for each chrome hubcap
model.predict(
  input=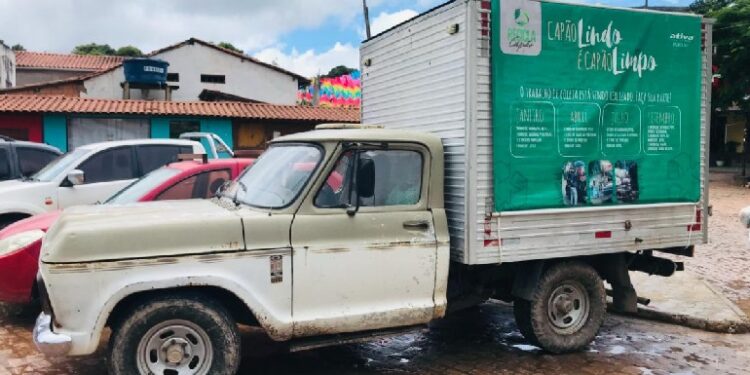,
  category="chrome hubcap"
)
[137,319,213,375]
[547,282,589,335]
